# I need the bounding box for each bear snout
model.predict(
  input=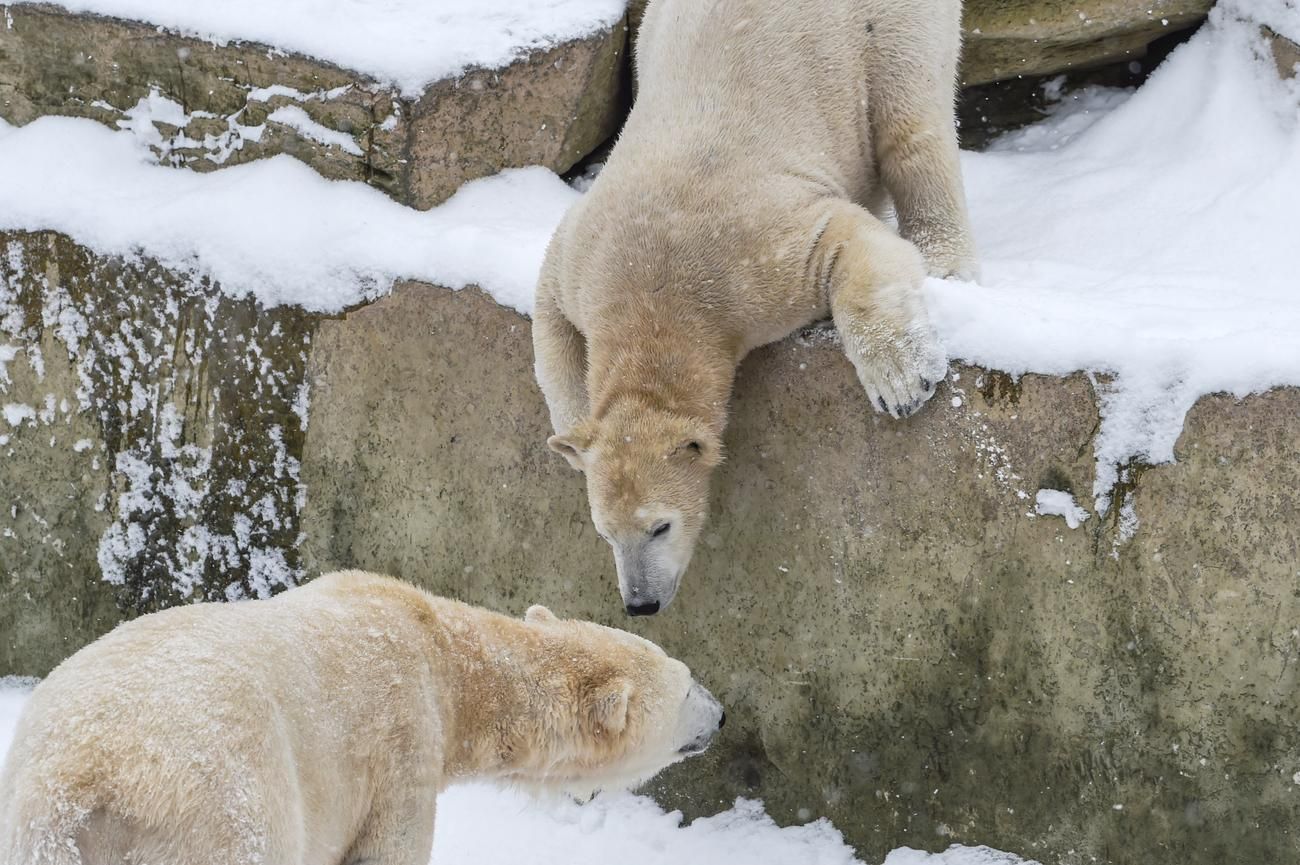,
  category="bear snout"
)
[677,681,725,755]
